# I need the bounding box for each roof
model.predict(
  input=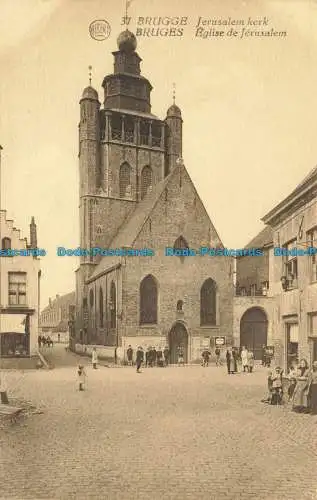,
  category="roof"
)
[108,108,159,120]
[262,165,317,224]
[41,291,75,314]
[293,165,317,191]
[244,226,273,249]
